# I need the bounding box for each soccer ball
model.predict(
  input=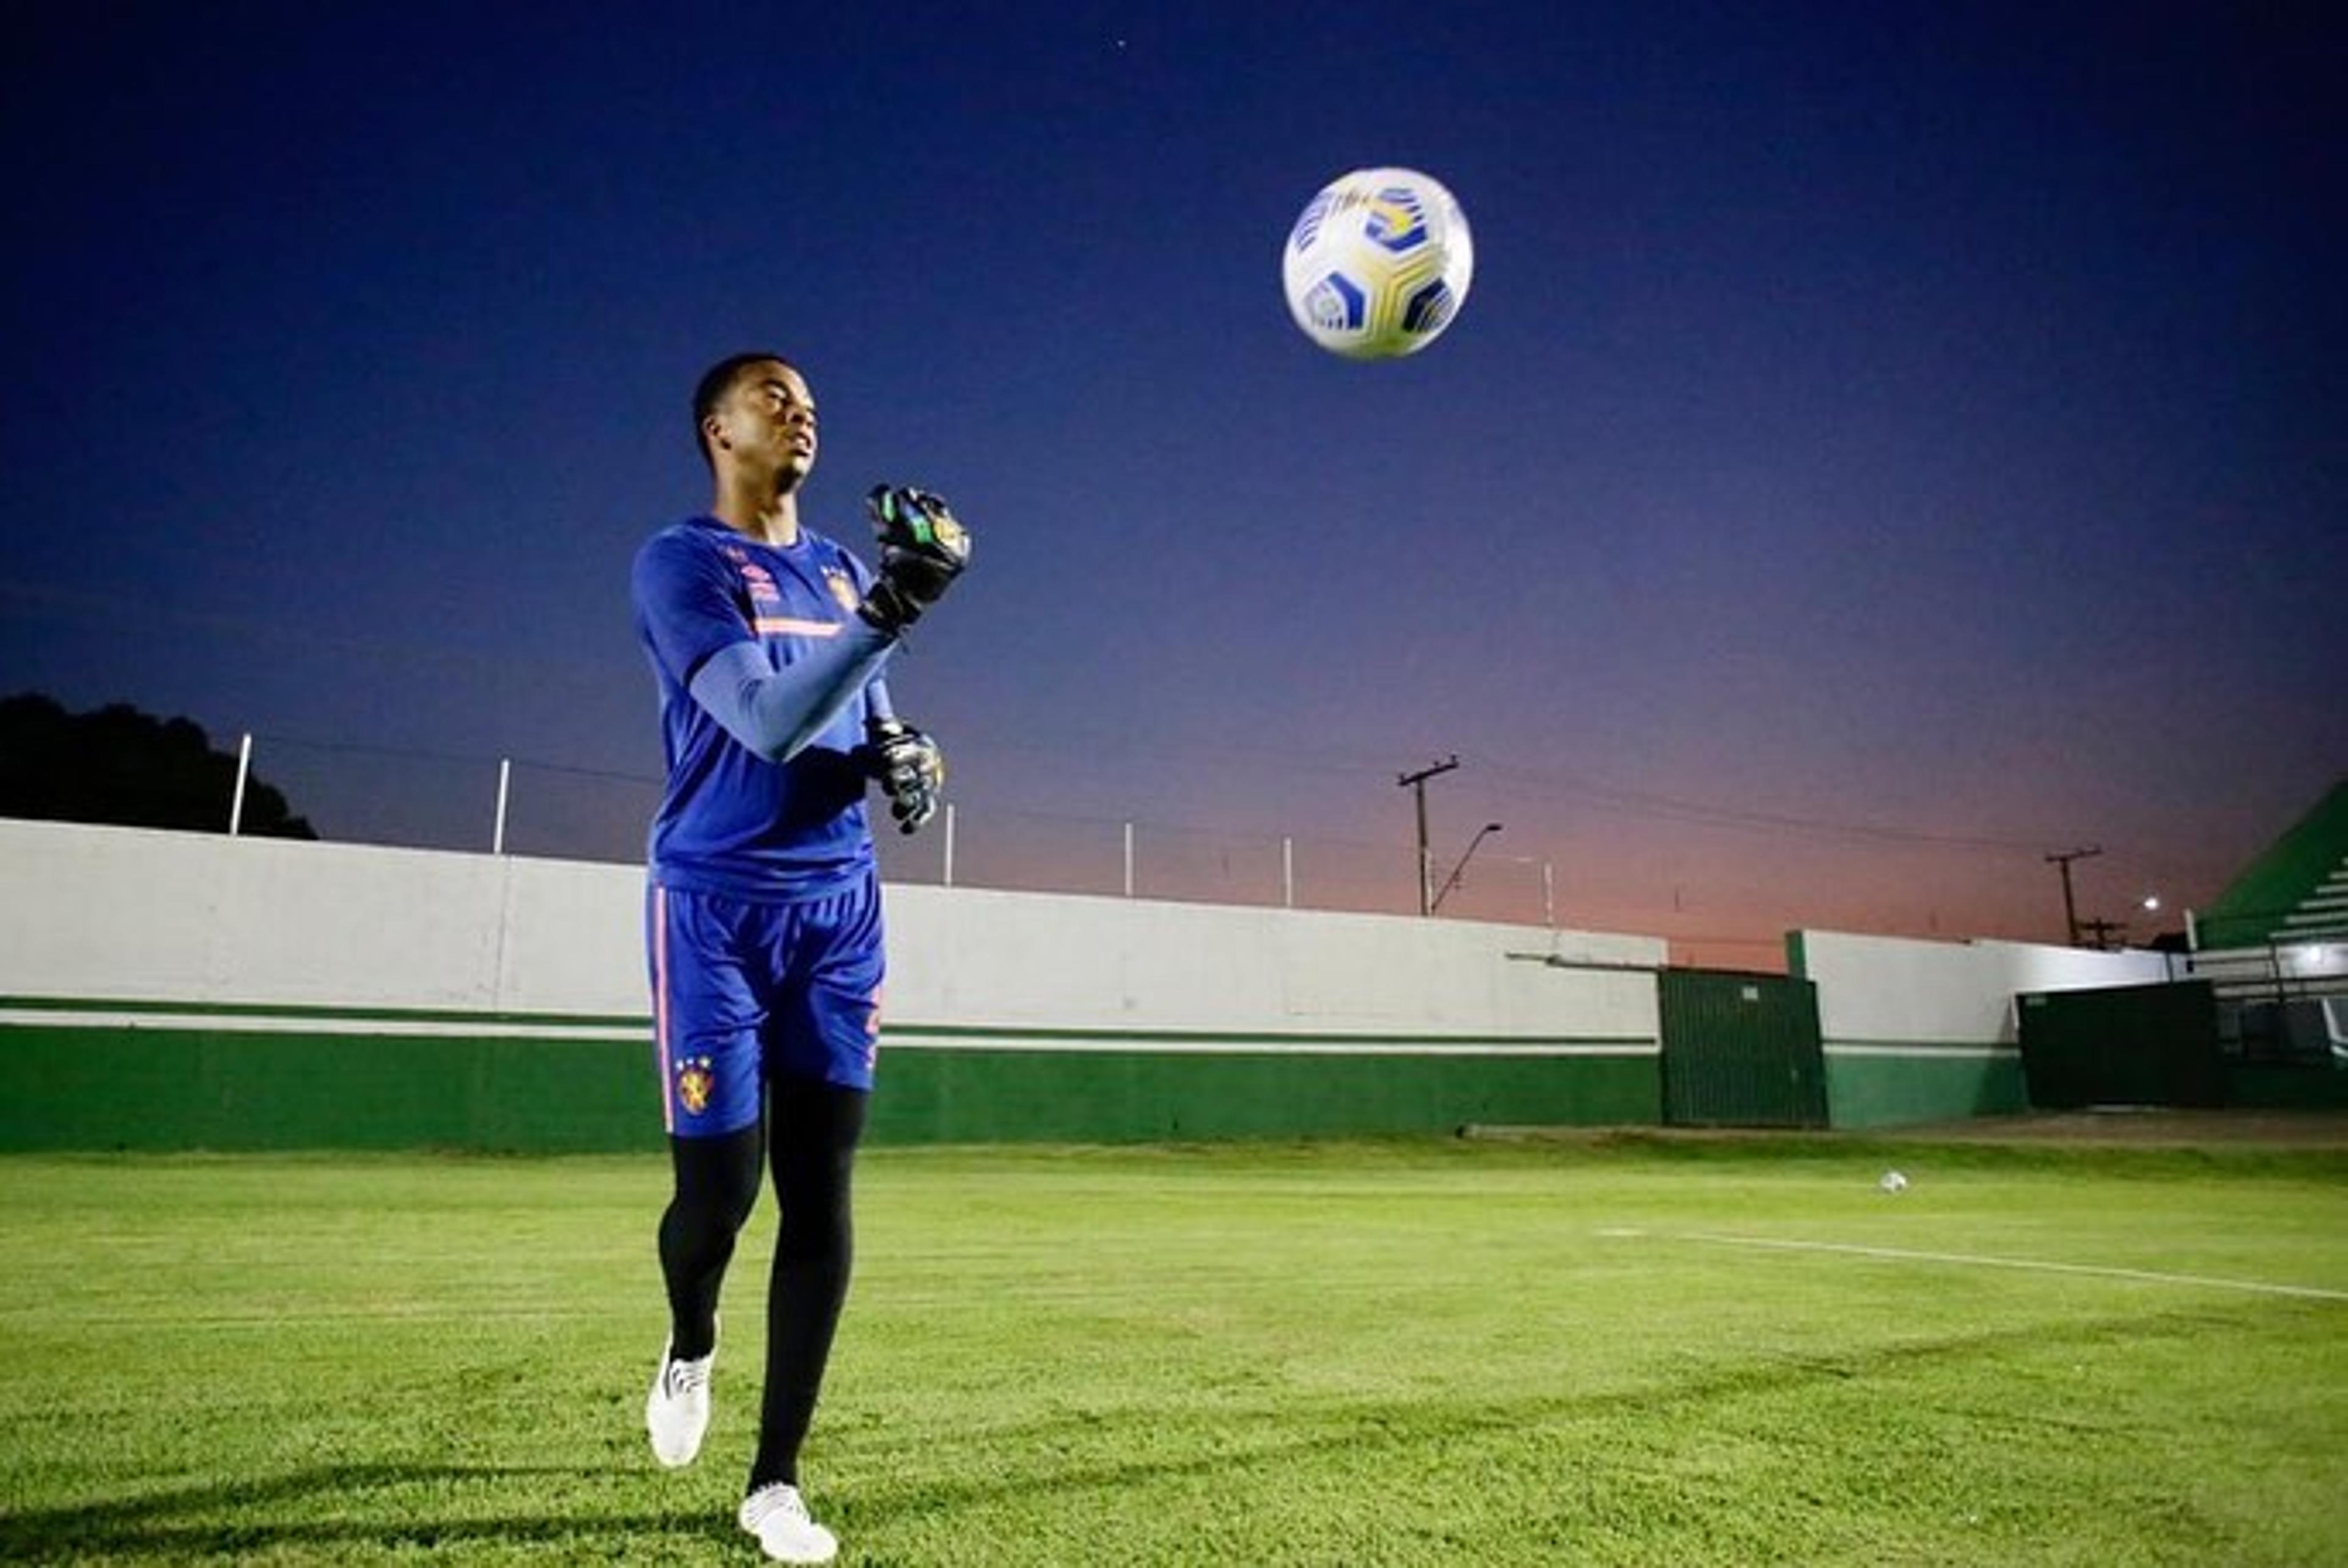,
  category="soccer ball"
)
[1281,167,1475,360]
